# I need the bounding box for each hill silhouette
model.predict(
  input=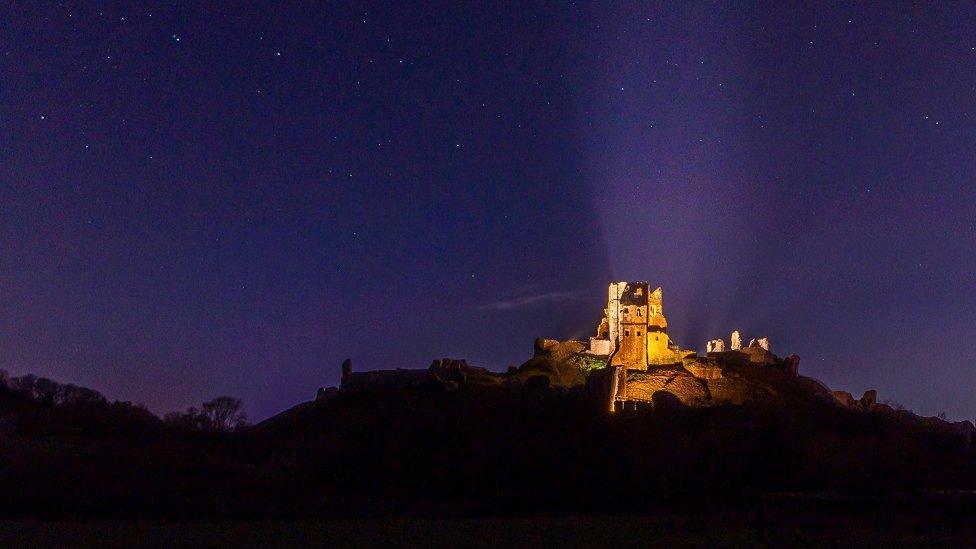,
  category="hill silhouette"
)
[2,347,976,528]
